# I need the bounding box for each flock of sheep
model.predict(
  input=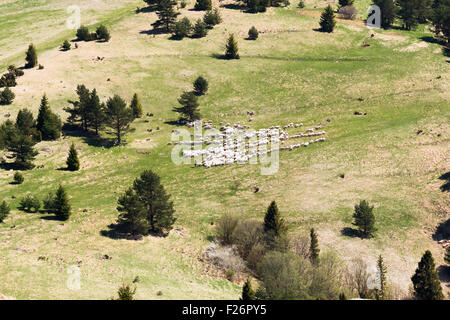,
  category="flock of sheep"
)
[176,120,327,168]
